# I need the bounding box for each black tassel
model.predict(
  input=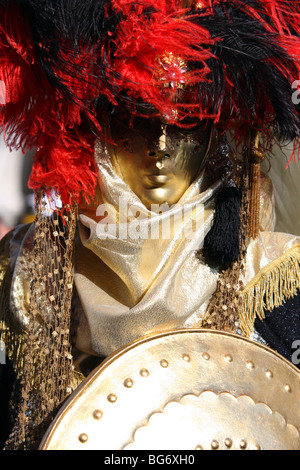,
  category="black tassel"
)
[203,186,242,267]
